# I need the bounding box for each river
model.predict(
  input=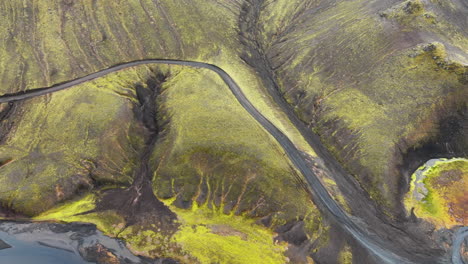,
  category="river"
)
[0,221,150,264]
